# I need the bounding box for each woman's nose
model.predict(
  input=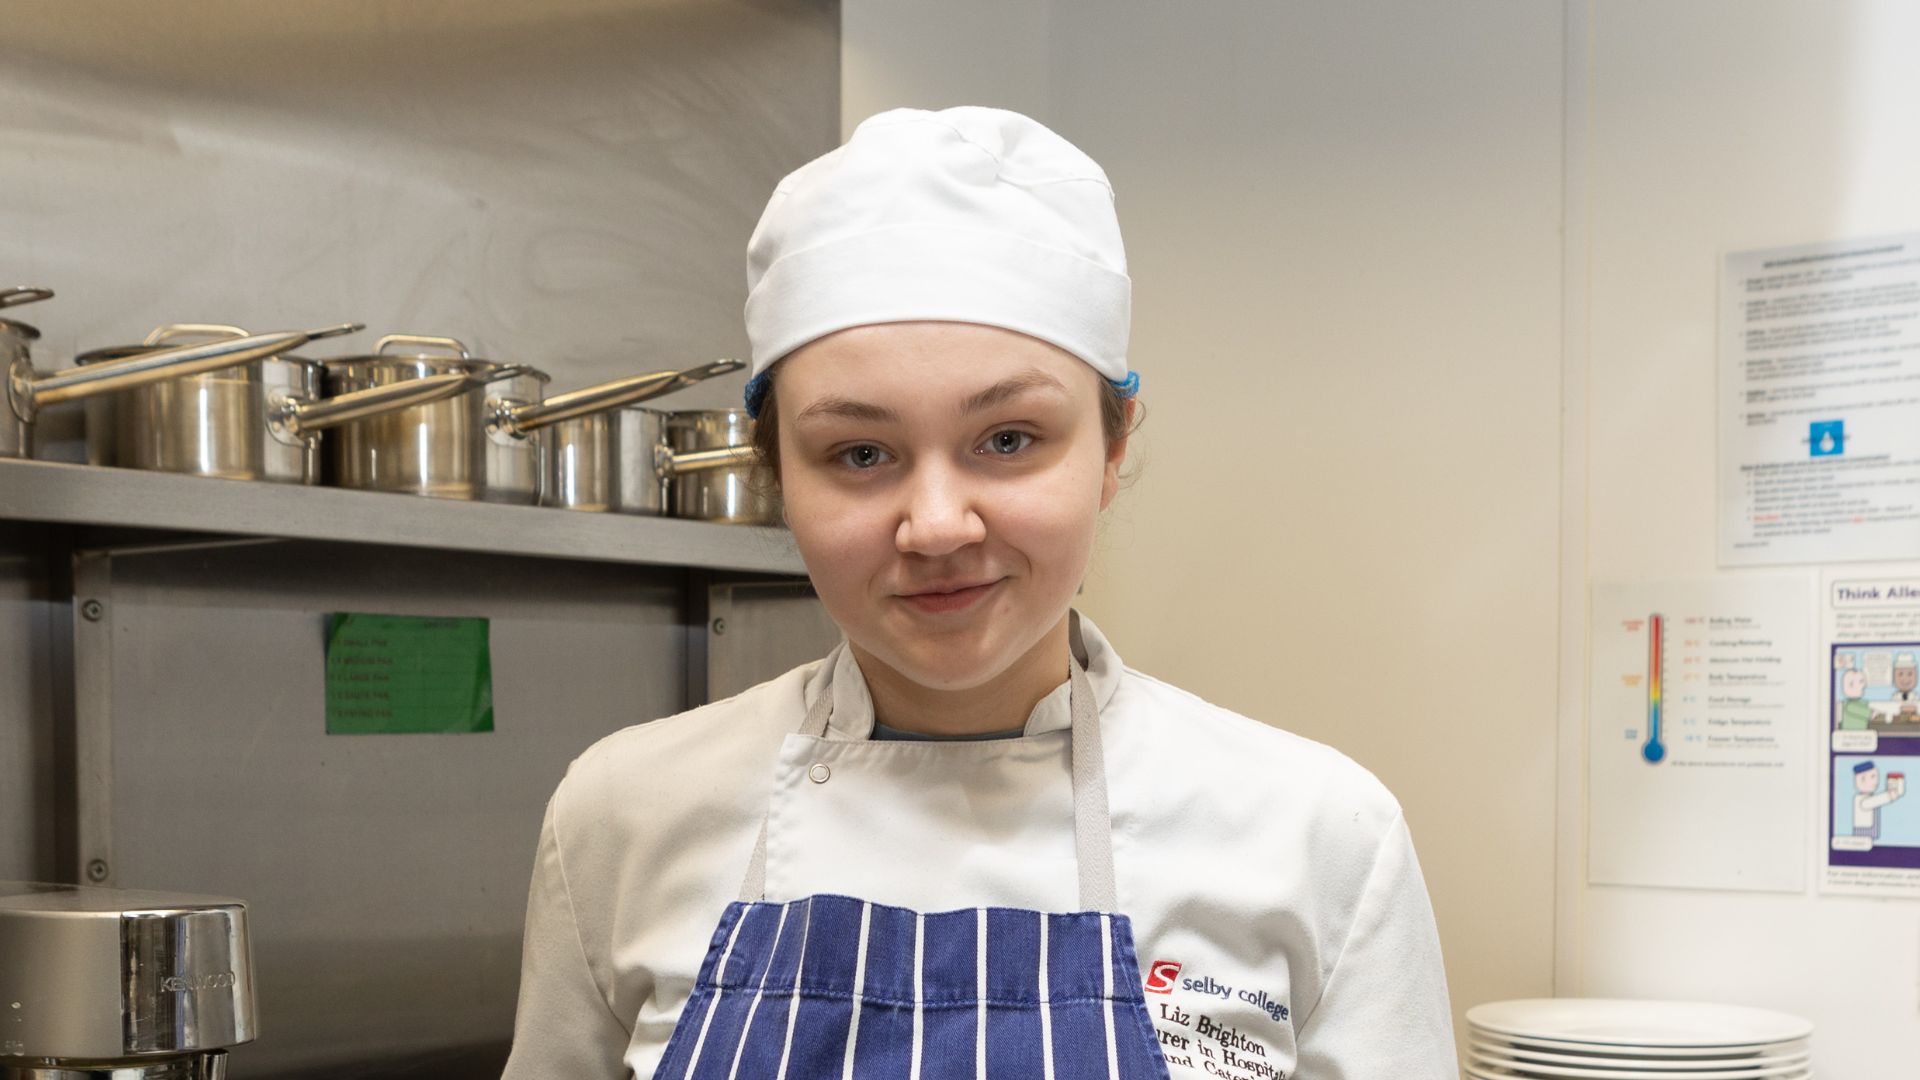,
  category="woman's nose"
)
[895,463,987,555]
